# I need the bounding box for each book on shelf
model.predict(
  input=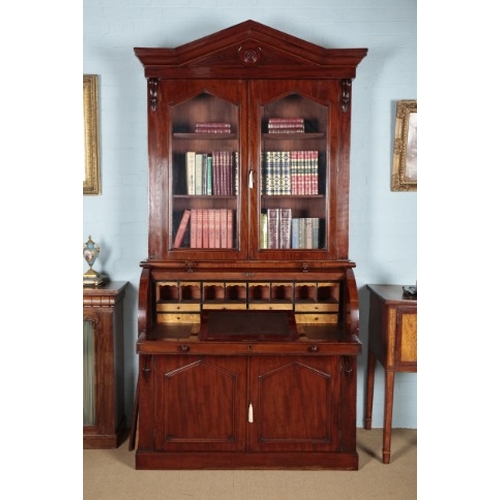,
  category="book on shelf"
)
[220,208,227,248]
[279,208,292,249]
[304,150,318,195]
[190,209,198,248]
[212,151,235,196]
[212,151,220,195]
[260,213,268,249]
[208,209,216,248]
[280,151,291,195]
[268,117,305,133]
[291,218,300,249]
[289,150,319,195]
[195,153,204,195]
[312,217,320,248]
[298,218,306,249]
[173,210,191,248]
[214,209,221,248]
[205,154,213,195]
[187,209,234,249]
[185,152,196,195]
[262,151,291,195]
[233,152,239,195]
[195,122,231,133]
[226,209,233,249]
[289,216,323,249]
[267,208,280,249]
[263,208,291,249]
[263,150,318,195]
[185,151,237,196]
[196,209,203,248]
[305,217,313,249]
